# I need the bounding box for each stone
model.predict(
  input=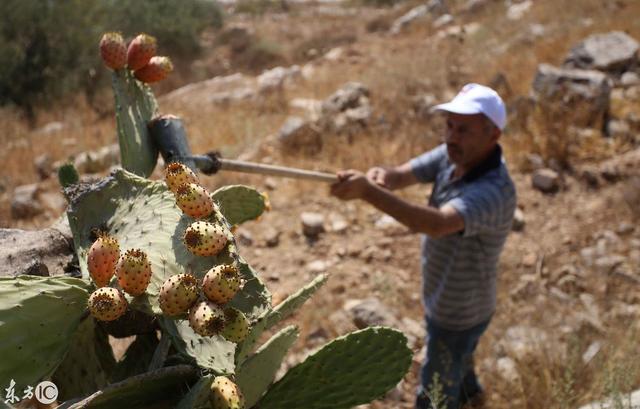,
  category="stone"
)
[257,65,301,94]
[564,31,639,74]
[433,14,453,29]
[11,184,42,219]
[581,341,601,364]
[532,63,611,130]
[497,357,519,382]
[238,230,253,246]
[289,98,323,121]
[532,168,559,193]
[390,5,429,35]
[324,47,344,61]
[277,116,321,152]
[34,154,52,180]
[374,214,403,230]
[607,119,631,138]
[512,208,525,231]
[39,191,67,213]
[264,228,280,247]
[502,326,550,359]
[621,71,640,87]
[344,298,397,329]
[307,260,329,274]
[301,212,325,238]
[35,121,65,135]
[594,254,626,273]
[328,213,349,233]
[506,1,532,20]
[0,223,75,277]
[617,222,635,235]
[321,82,370,116]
